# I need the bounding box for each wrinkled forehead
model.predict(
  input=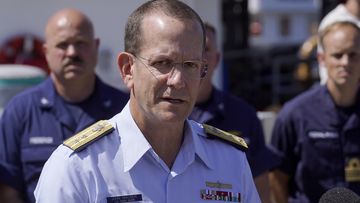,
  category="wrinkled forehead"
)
[138,13,204,59]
